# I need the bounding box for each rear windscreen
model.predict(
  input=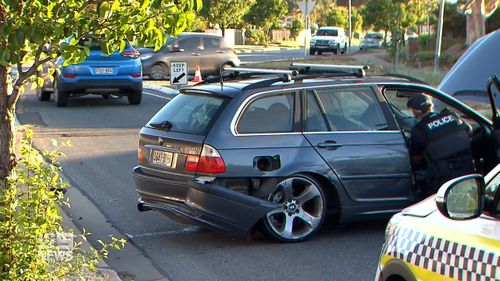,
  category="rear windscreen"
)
[78,38,131,50]
[148,93,226,134]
